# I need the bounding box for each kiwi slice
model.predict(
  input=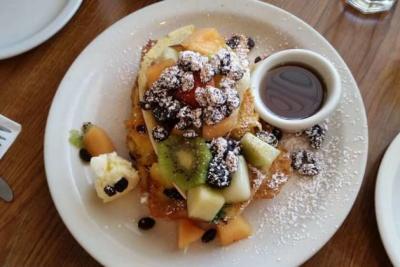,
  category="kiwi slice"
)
[157,135,212,191]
